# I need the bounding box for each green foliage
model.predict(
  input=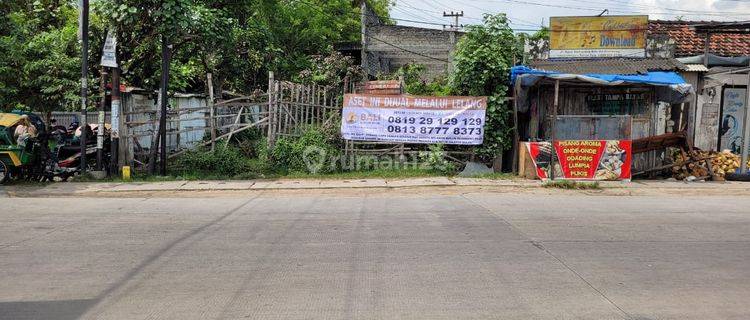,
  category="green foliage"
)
[2,0,392,110]
[543,180,601,190]
[93,0,392,94]
[529,27,549,41]
[418,144,456,174]
[270,125,341,174]
[173,145,256,177]
[395,64,451,96]
[450,13,518,160]
[0,3,103,112]
[22,11,81,112]
[297,51,363,88]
